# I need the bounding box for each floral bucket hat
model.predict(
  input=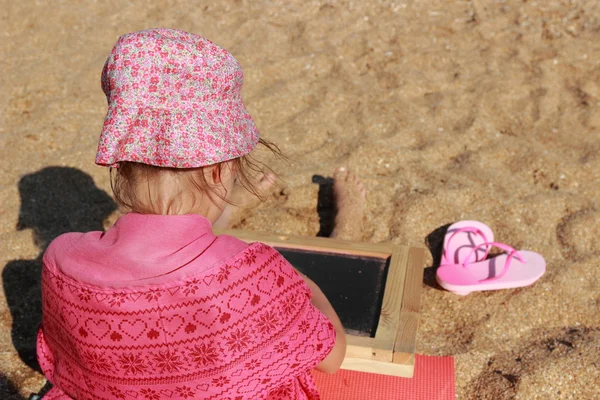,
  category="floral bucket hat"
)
[96,28,259,168]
